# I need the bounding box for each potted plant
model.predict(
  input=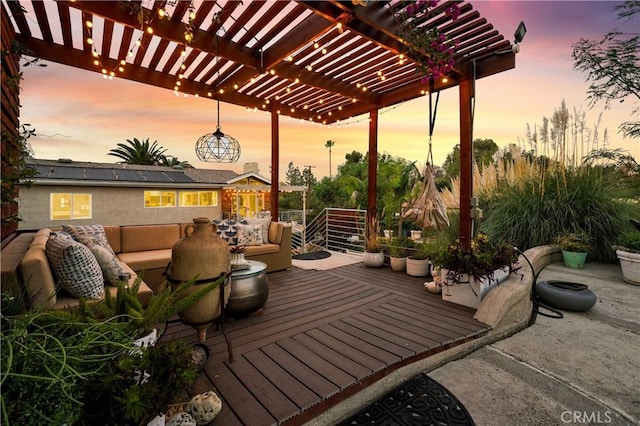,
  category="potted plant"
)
[363,219,385,268]
[434,233,518,308]
[613,229,640,285]
[79,275,223,341]
[387,237,412,272]
[76,276,222,424]
[406,240,435,277]
[554,232,590,269]
[230,244,248,266]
